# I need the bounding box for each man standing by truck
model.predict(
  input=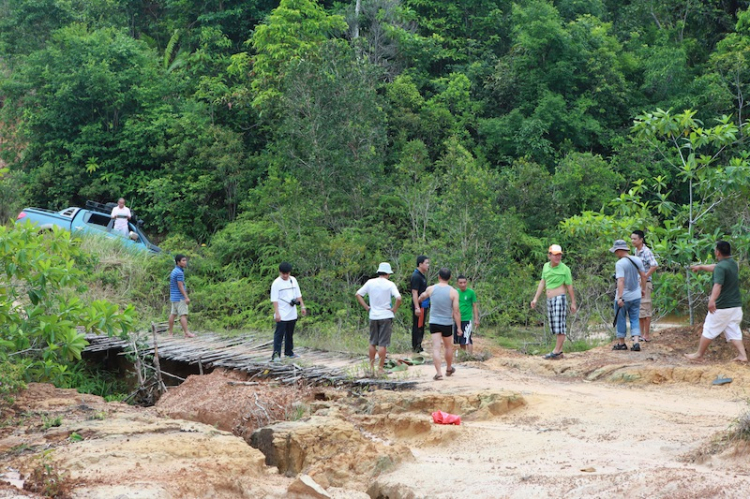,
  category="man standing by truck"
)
[110,198,132,236]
